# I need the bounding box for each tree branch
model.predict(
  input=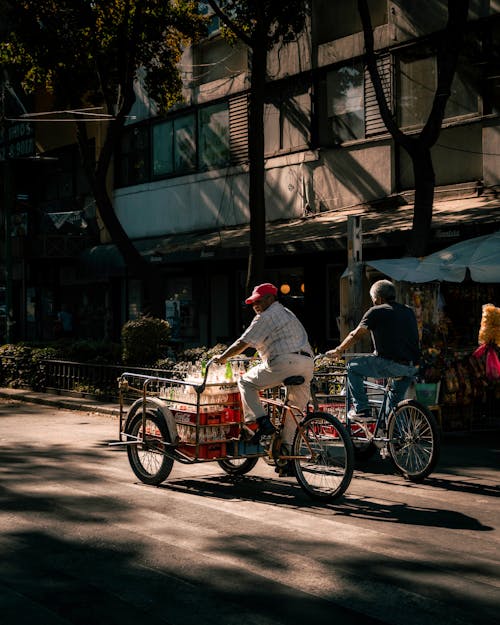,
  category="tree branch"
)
[205,0,252,47]
[420,0,469,147]
[358,0,411,150]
